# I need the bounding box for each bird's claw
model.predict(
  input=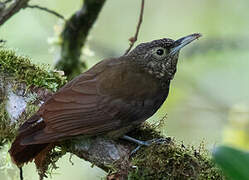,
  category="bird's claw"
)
[149,138,171,145]
[130,145,142,155]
